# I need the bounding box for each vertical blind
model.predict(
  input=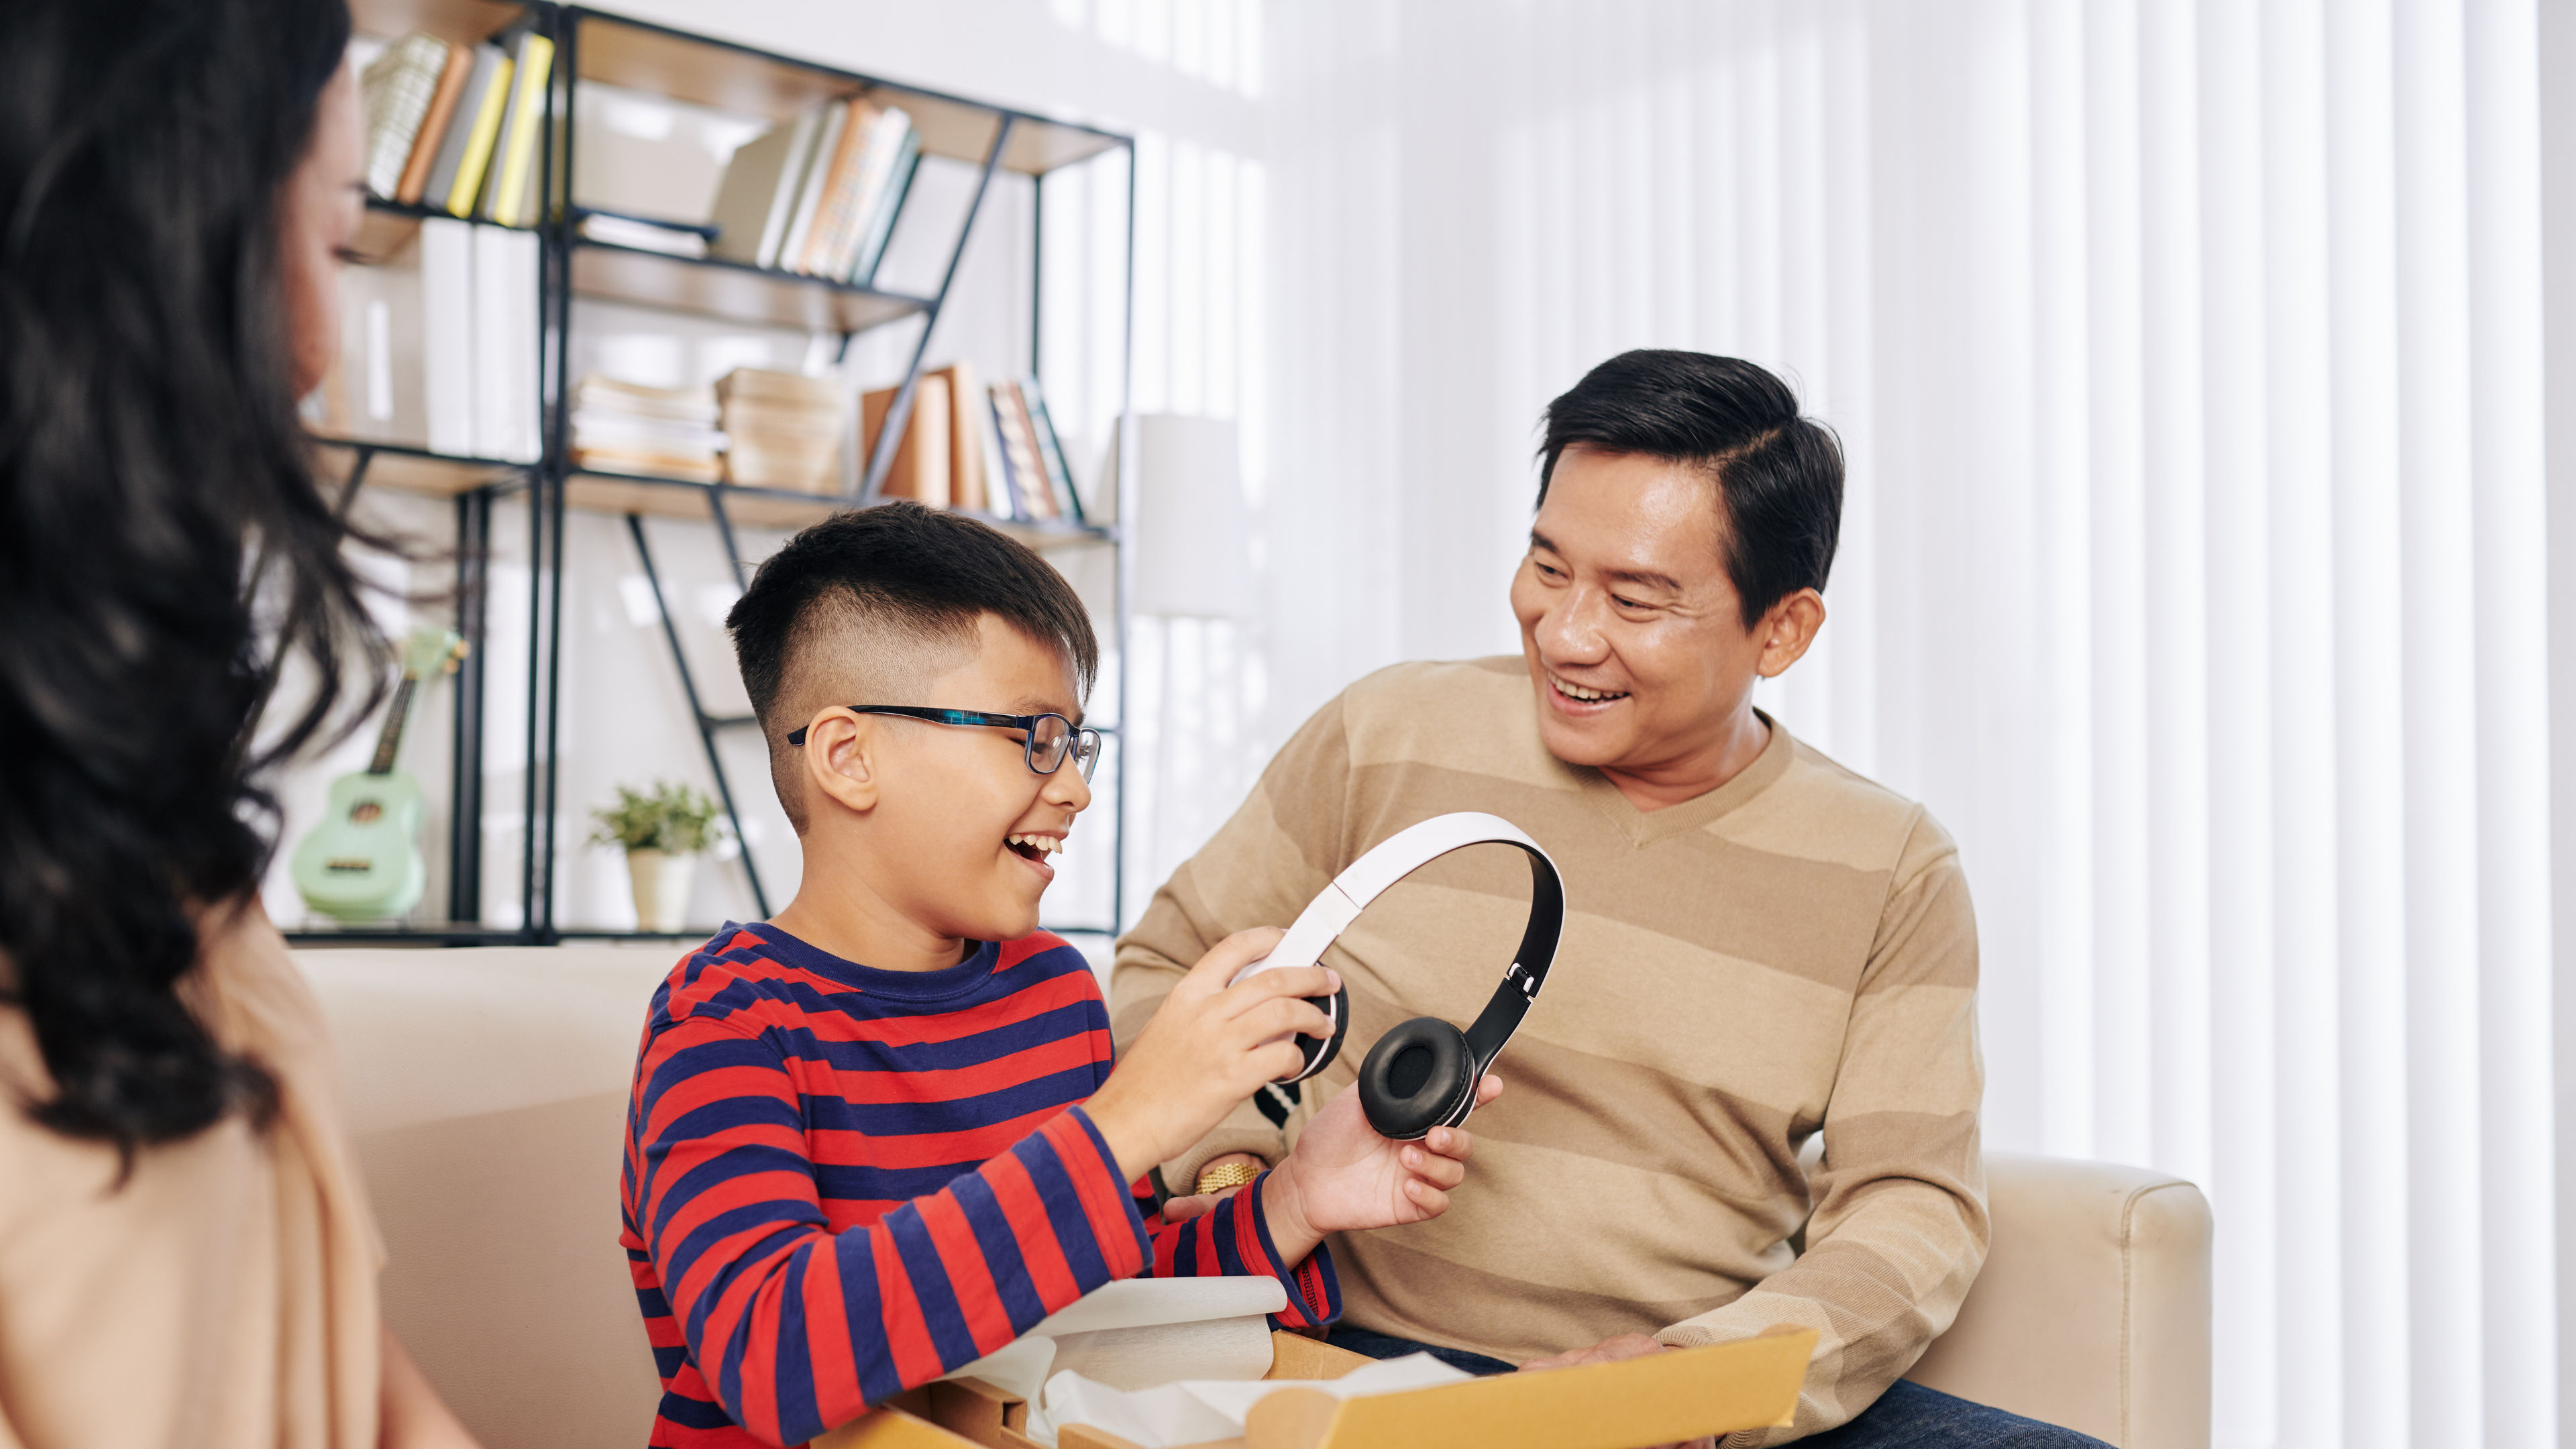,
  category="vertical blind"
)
[1254,3,2558,1446]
